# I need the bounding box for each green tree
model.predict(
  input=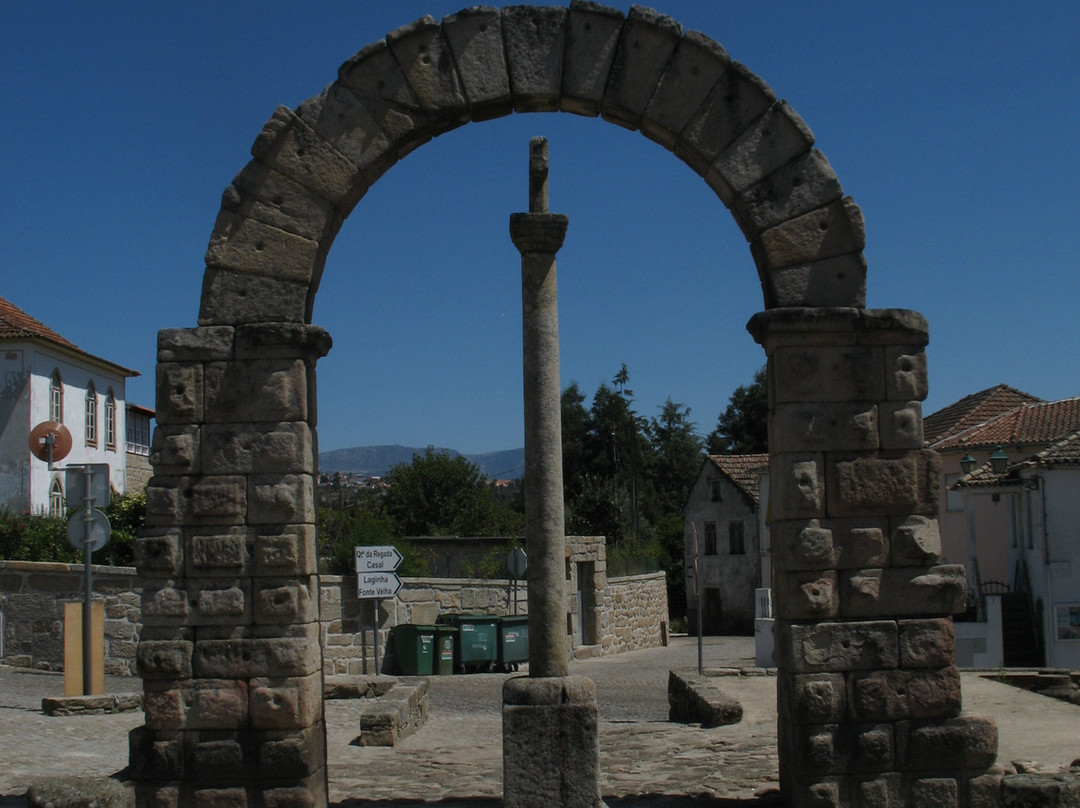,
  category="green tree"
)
[645,397,704,517]
[383,447,500,537]
[707,365,769,454]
